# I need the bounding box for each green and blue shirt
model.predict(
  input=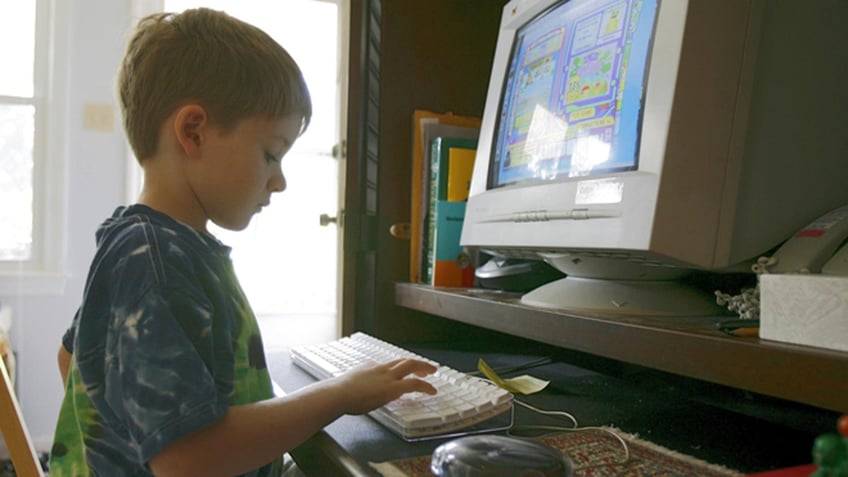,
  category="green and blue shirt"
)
[50,204,282,476]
